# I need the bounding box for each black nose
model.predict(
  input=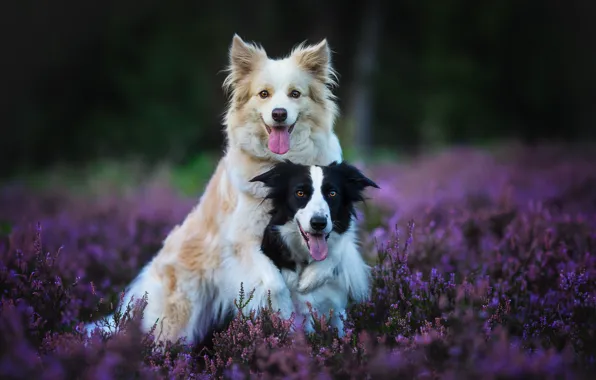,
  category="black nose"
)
[271,108,287,123]
[310,215,327,231]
